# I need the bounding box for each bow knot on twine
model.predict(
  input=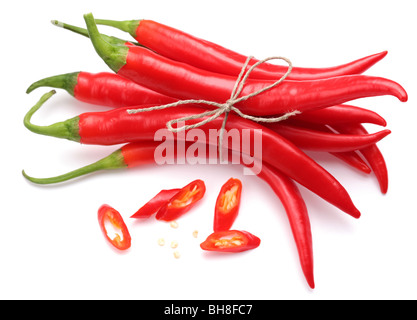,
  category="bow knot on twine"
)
[127,55,300,159]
